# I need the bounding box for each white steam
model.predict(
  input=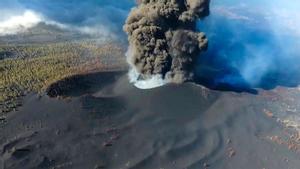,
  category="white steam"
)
[0,10,42,36]
[0,9,117,39]
[128,69,168,89]
[126,47,168,89]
